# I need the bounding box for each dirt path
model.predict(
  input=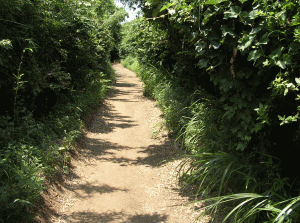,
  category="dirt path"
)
[45,63,212,223]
